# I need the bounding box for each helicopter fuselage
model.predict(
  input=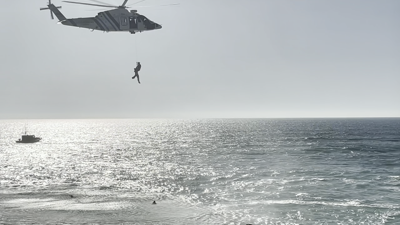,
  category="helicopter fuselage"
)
[45,4,161,34]
[62,8,161,33]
